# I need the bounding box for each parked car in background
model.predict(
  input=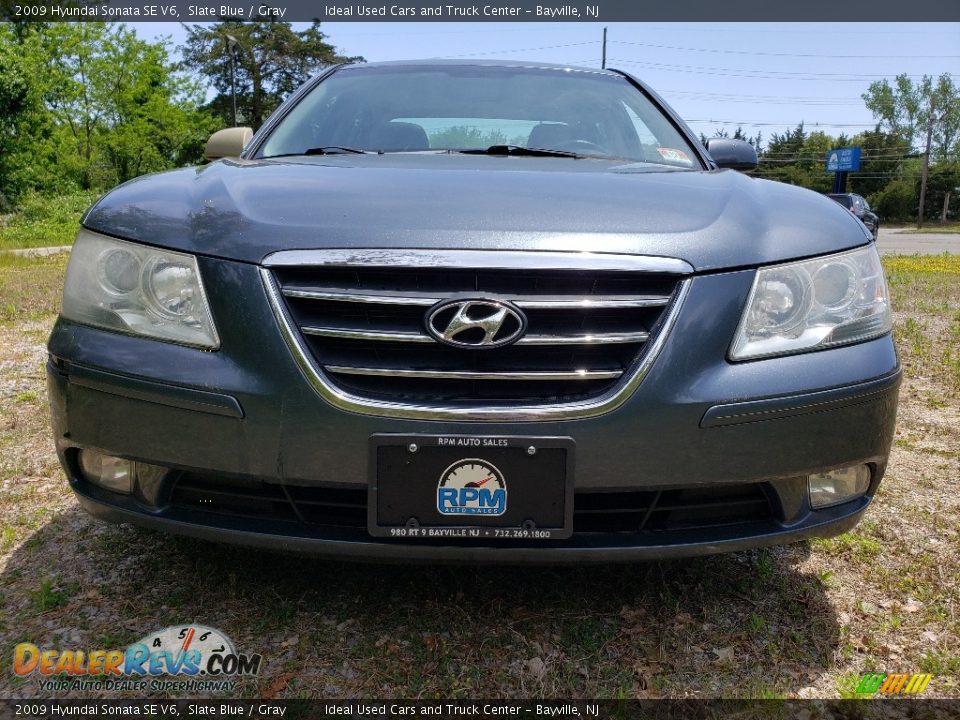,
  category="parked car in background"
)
[48,60,899,563]
[828,193,880,240]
